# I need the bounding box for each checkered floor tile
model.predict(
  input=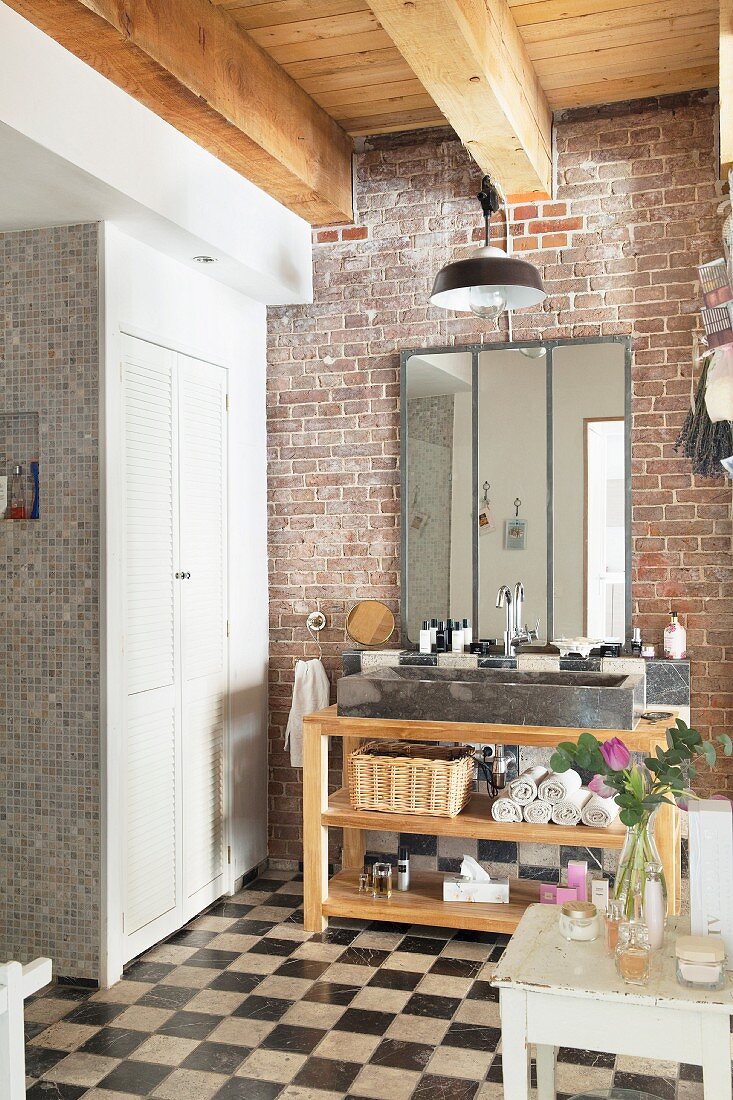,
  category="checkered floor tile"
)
[24,869,717,1098]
